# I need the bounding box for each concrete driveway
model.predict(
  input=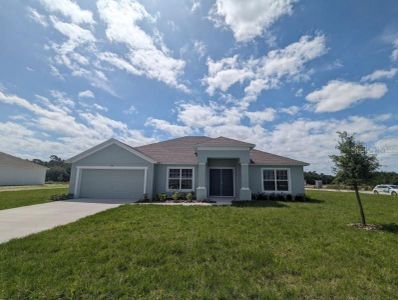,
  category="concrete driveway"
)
[0,199,130,244]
